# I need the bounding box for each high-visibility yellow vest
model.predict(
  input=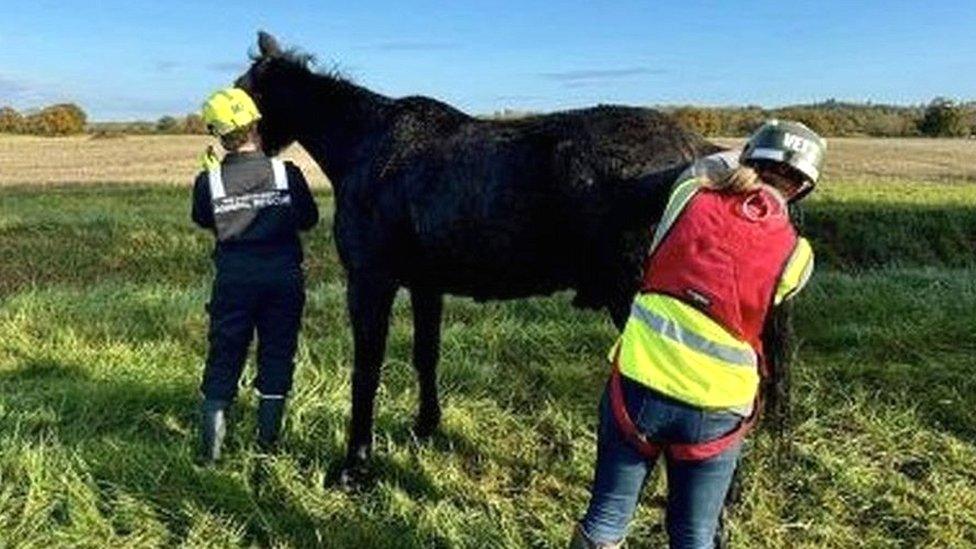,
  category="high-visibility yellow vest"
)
[612,178,814,409]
